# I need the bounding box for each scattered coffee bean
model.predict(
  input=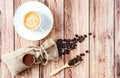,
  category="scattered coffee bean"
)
[75,34,79,37]
[85,50,89,53]
[80,53,85,56]
[79,57,83,61]
[89,33,92,35]
[84,34,87,37]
